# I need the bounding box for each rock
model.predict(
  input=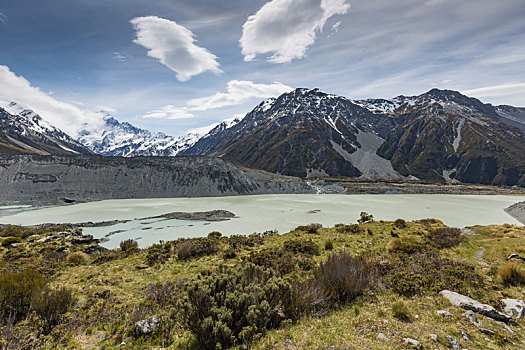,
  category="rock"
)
[496,321,517,337]
[73,235,96,244]
[377,333,388,340]
[461,331,471,343]
[501,298,525,319]
[37,236,52,243]
[120,342,126,347]
[83,245,108,255]
[448,335,460,350]
[55,246,66,252]
[463,310,480,327]
[402,338,421,348]
[436,310,453,318]
[479,328,494,336]
[440,290,513,323]
[134,315,159,335]
[10,243,21,247]
[429,334,438,342]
